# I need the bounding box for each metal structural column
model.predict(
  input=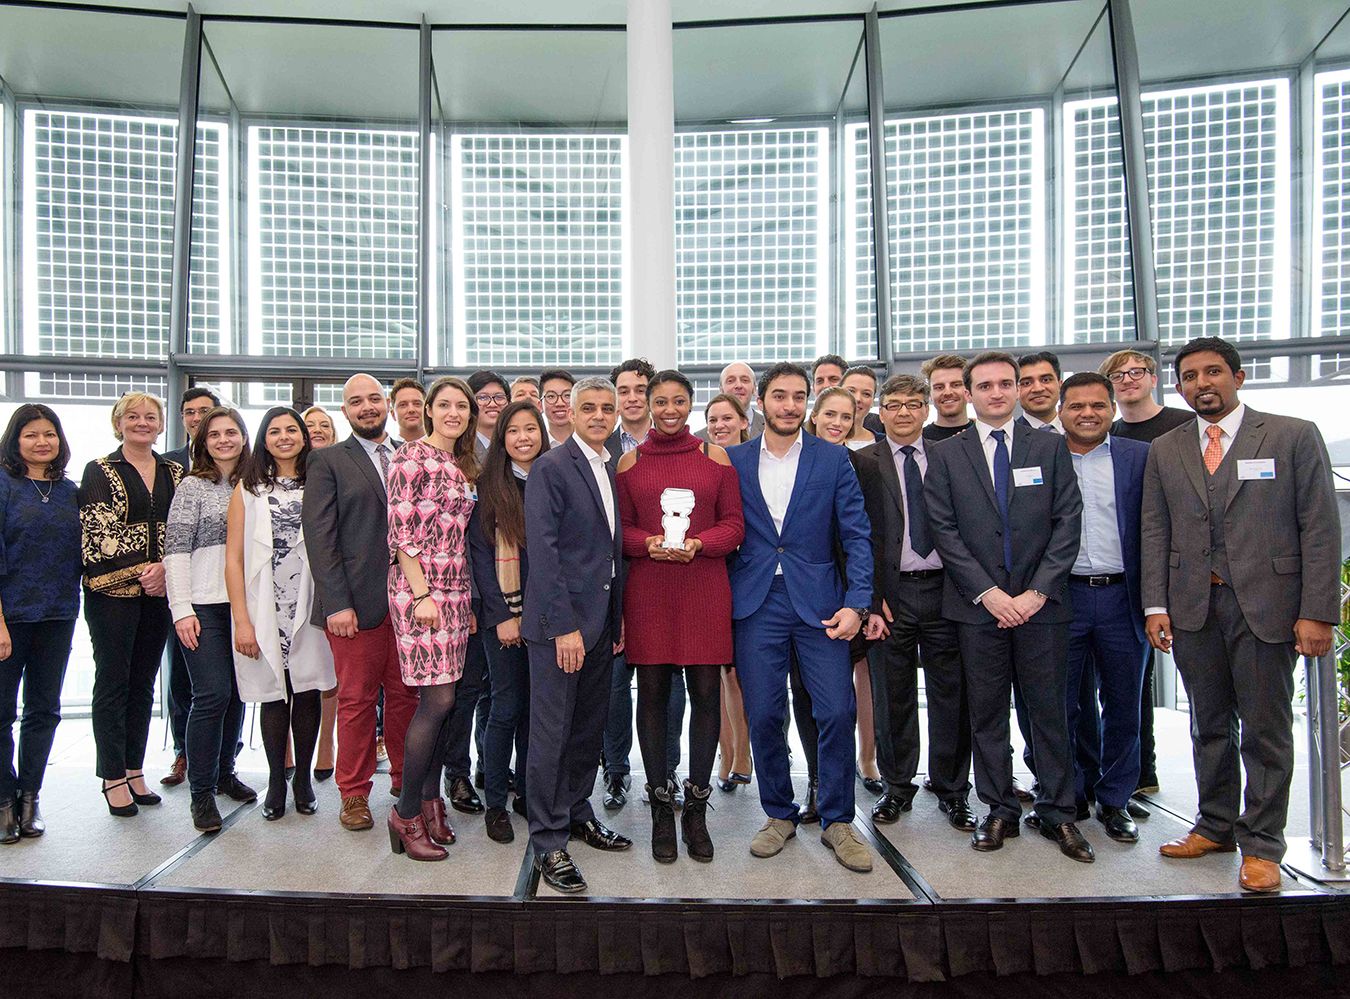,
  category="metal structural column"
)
[864,6,895,369]
[626,0,676,370]
[166,6,203,449]
[417,17,433,382]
